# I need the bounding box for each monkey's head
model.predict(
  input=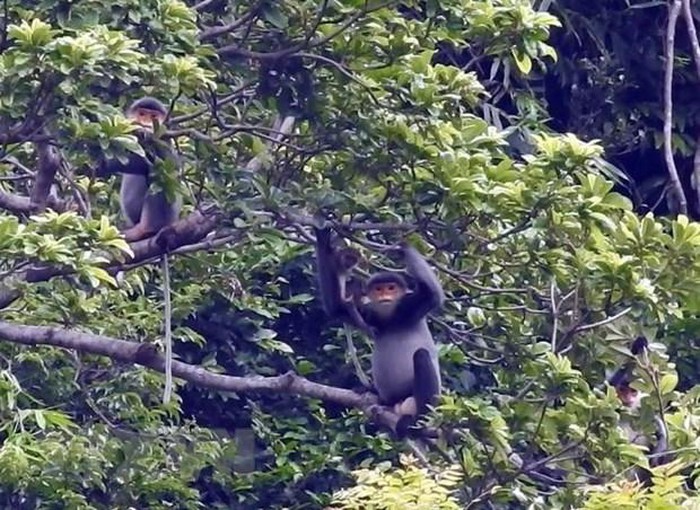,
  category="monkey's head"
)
[616,383,640,409]
[335,247,360,274]
[366,272,407,318]
[609,364,641,409]
[126,97,168,132]
[607,336,650,409]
